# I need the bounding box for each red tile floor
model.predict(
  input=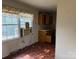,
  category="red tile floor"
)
[3,43,55,59]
